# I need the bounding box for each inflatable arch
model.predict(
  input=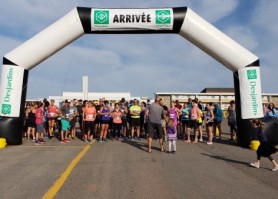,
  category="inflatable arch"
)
[0,7,264,146]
